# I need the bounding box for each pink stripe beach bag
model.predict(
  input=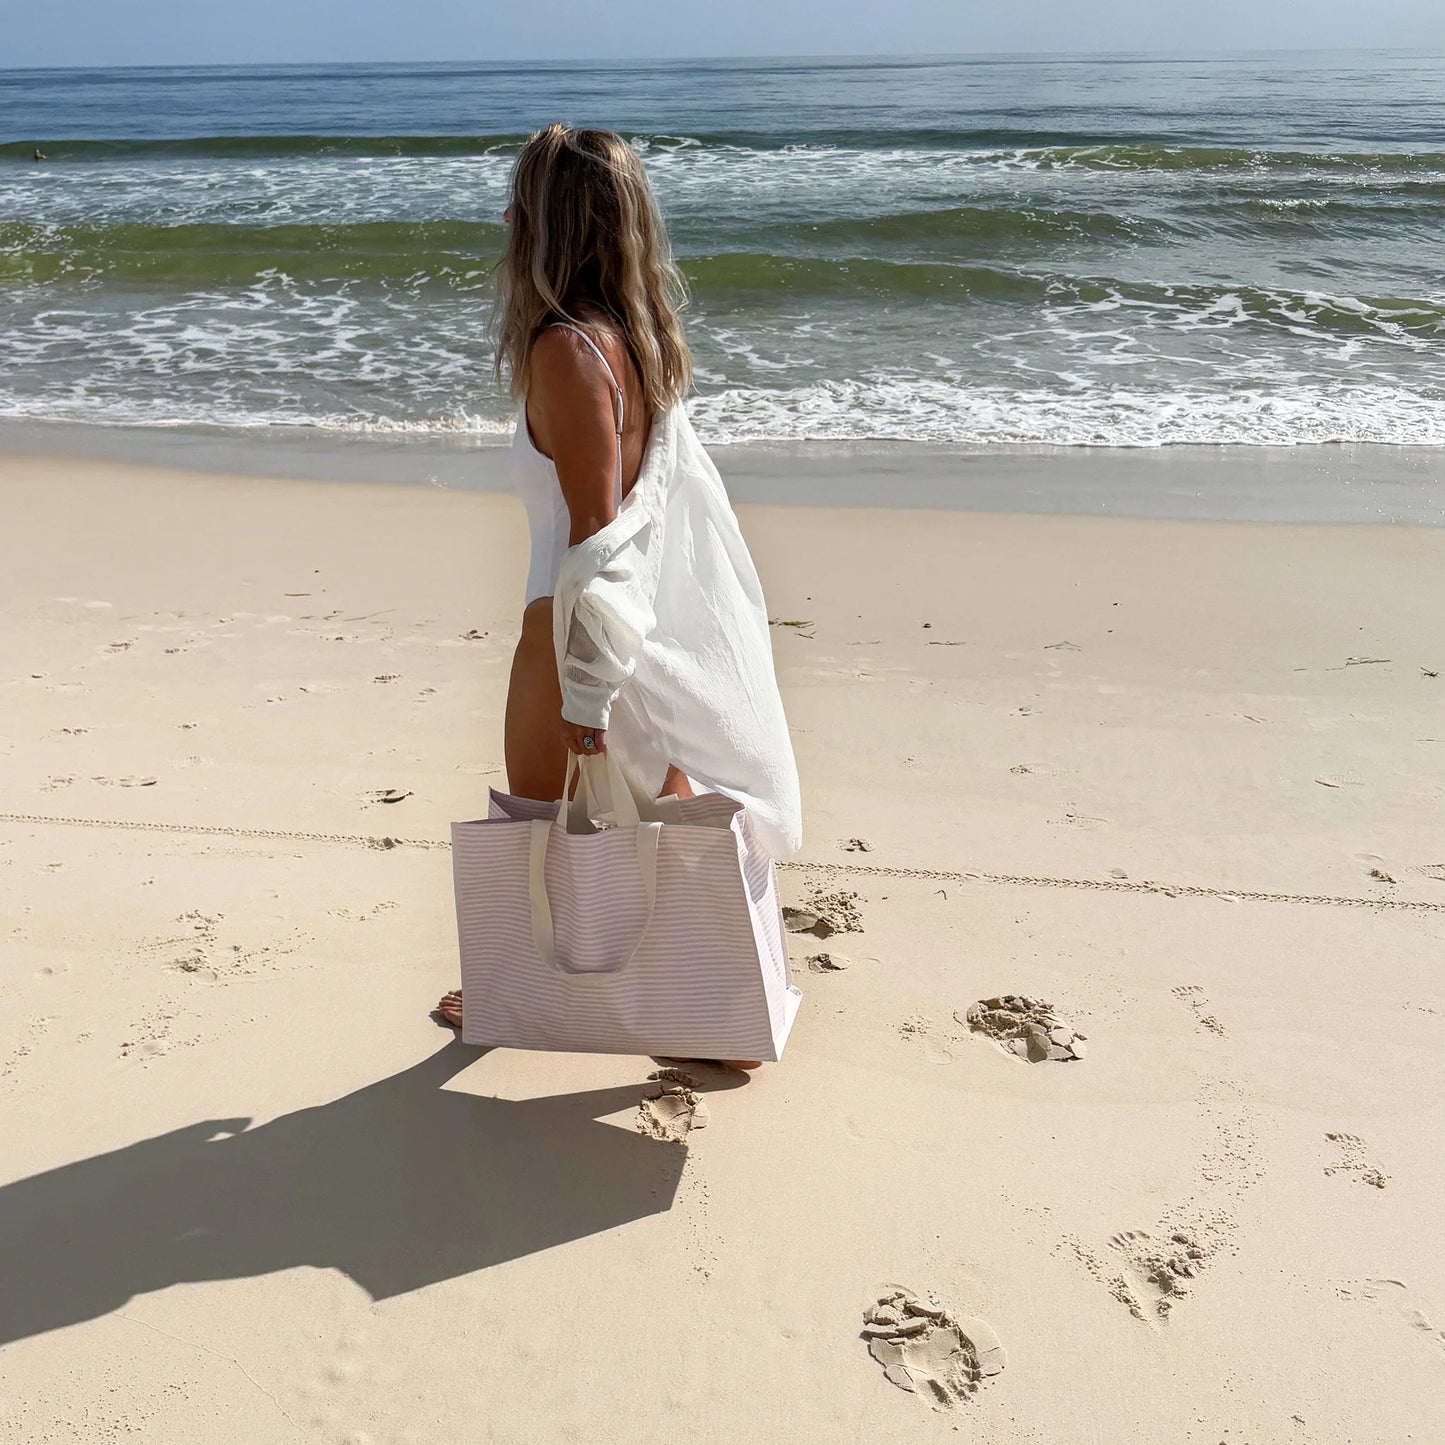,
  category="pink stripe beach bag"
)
[451,753,802,1061]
